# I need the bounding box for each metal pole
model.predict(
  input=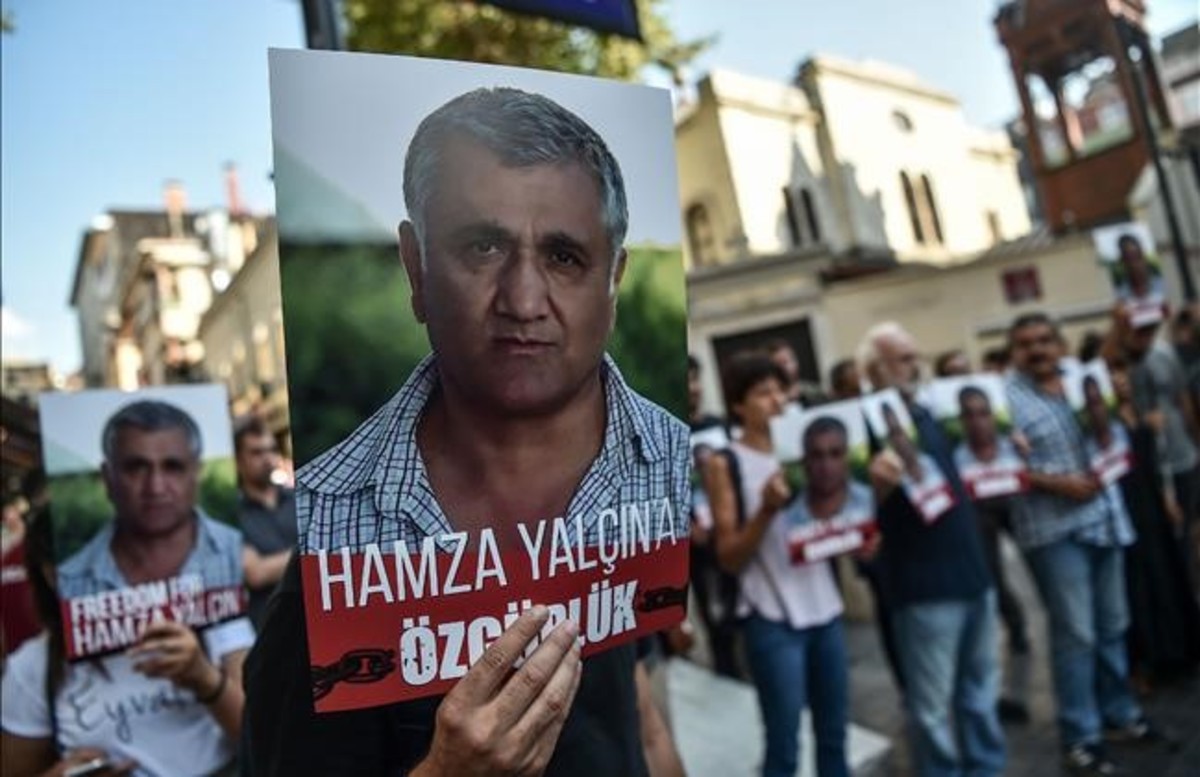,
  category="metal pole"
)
[1117,17,1196,302]
[301,0,344,50]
